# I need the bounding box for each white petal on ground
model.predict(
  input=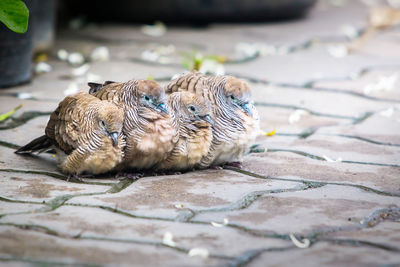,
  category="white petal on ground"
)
[379,107,394,117]
[322,155,343,162]
[327,45,348,58]
[340,24,359,39]
[188,248,209,259]
[68,52,85,65]
[235,42,259,58]
[64,82,80,96]
[289,234,310,248]
[17,92,33,100]
[141,50,159,62]
[288,109,309,124]
[211,218,229,227]
[57,49,69,61]
[162,232,176,247]
[71,64,90,77]
[141,21,167,37]
[90,46,110,62]
[174,204,184,209]
[34,62,52,74]
[363,73,398,94]
[86,73,102,83]
[199,59,225,75]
